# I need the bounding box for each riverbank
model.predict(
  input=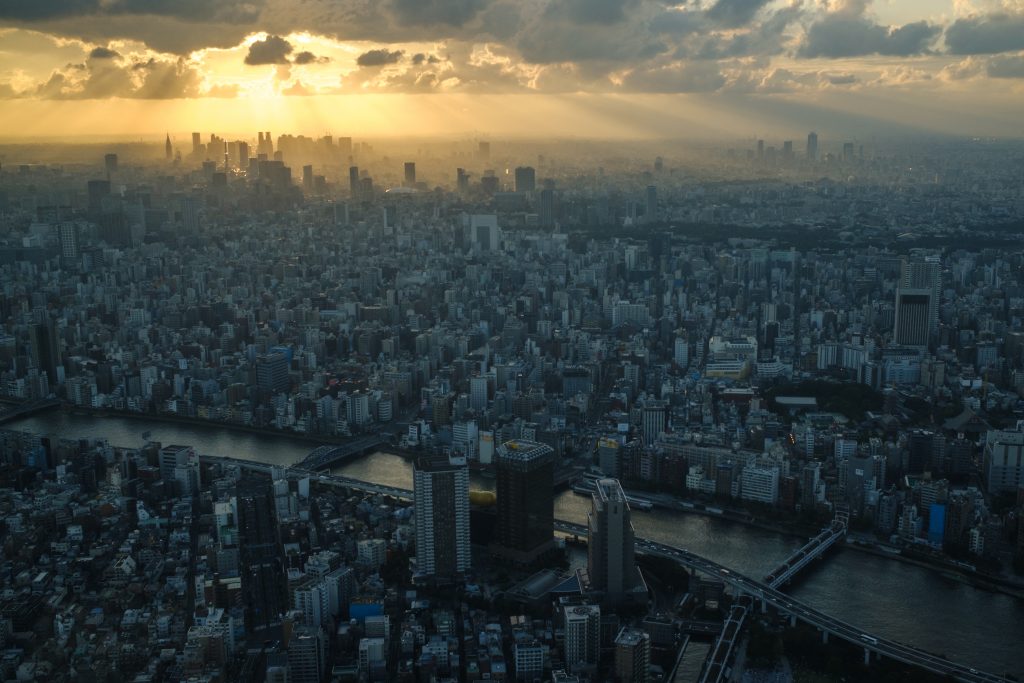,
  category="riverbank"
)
[634,489,1024,601]
[58,404,358,447]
